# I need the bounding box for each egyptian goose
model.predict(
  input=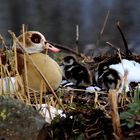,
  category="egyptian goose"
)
[15,31,62,92]
[60,56,92,86]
